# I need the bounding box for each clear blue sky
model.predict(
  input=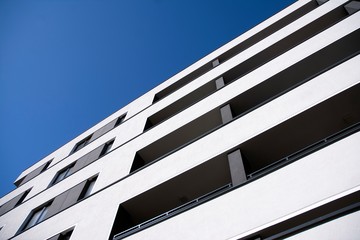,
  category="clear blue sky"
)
[0,0,295,197]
